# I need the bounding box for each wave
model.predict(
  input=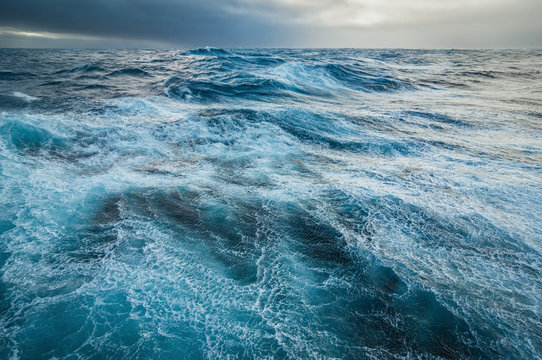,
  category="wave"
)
[164,75,289,102]
[39,80,64,86]
[406,110,473,127]
[0,91,38,110]
[258,108,421,155]
[0,94,30,110]
[187,47,232,56]
[0,69,36,80]
[163,62,413,103]
[106,68,150,77]
[55,64,106,74]
[80,83,108,89]
[0,117,68,155]
[323,63,412,92]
